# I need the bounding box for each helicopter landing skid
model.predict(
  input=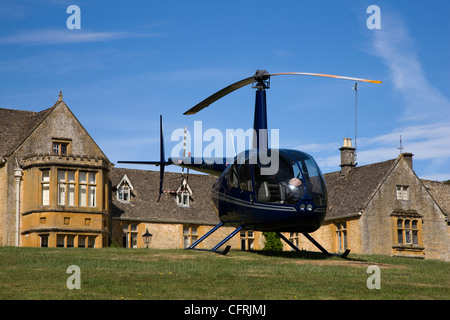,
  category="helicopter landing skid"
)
[276,232,350,258]
[186,222,242,256]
